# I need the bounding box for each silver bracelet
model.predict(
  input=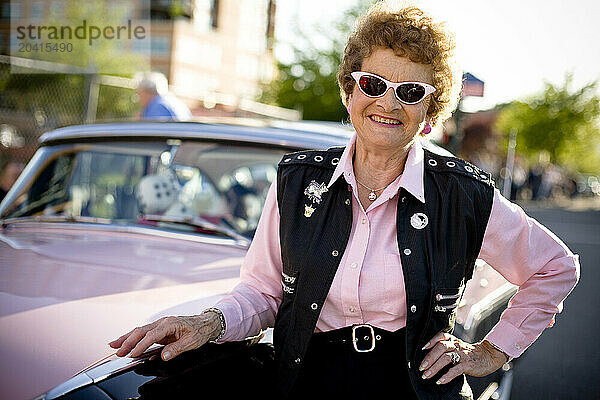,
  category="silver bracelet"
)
[204,307,226,341]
